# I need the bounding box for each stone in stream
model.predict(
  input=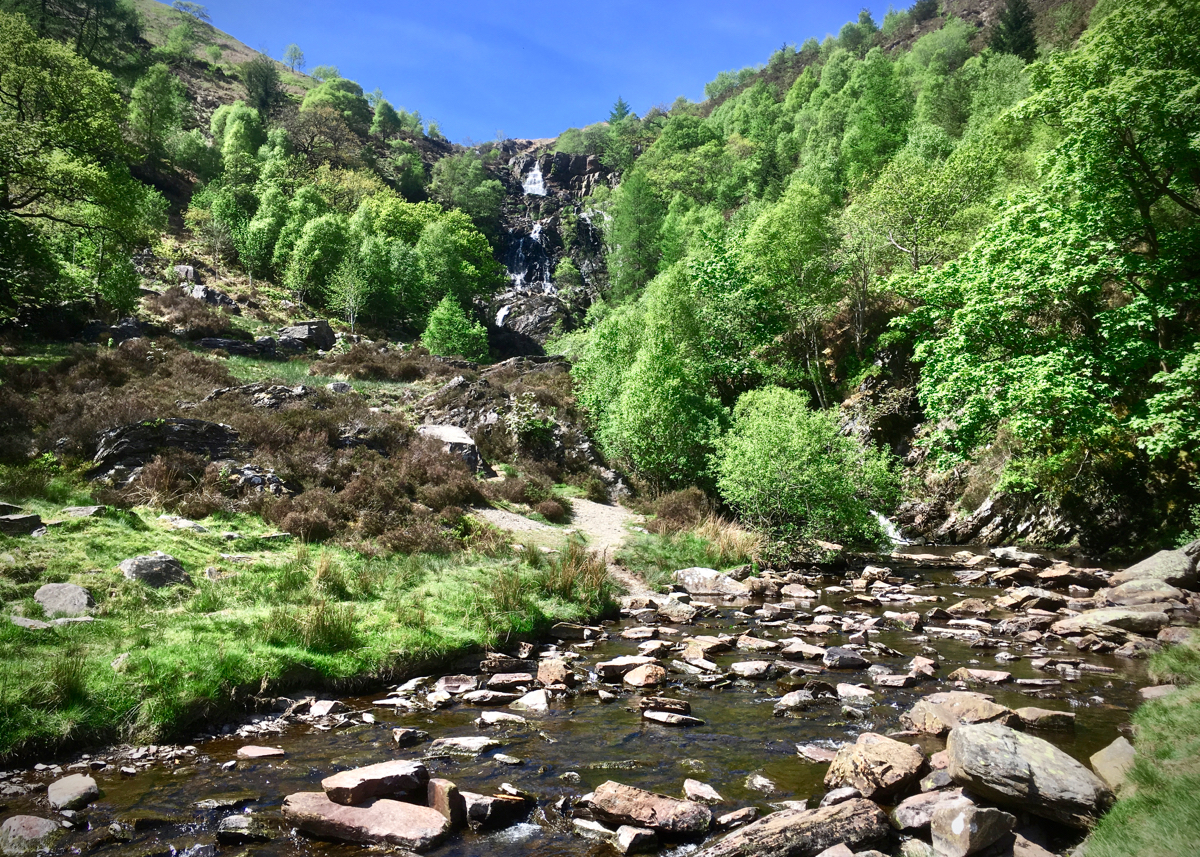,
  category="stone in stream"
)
[33,583,93,617]
[1051,608,1169,637]
[1100,578,1186,607]
[730,660,776,679]
[684,779,724,804]
[823,648,870,669]
[1015,707,1076,730]
[640,697,691,715]
[597,656,658,680]
[537,658,577,687]
[118,552,191,587]
[590,781,711,837]
[482,655,539,674]
[551,622,601,640]
[622,626,658,641]
[692,798,889,857]
[216,814,278,844]
[890,788,972,832]
[994,587,1065,611]
[461,791,531,830]
[780,583,818,599]
[775,690,814,716]
[781,641,827,660]
[392,728,429,747]
[659,600,699,623]
[47,774,99,810]
[428,778,466,828]
[1090,736,1136,794]
[737,634,781,652]
[509,689,549,712]
[309,699,344,717]
[461,689,520,705]
[1109,539,1199,589]
[0,816,63,855]
[716,807,758,830]
[673,567,751,597]
[872,673,918,688]
[322,760,428,805]
[426,736,499,756]
[477,711,528,728]
[946,722,1114,828]
[624,664,667,688]
[434,674,478,695]
[836,683,875,701]
[616,824,659,854]
[236,745,285,760]
[745,774,776,794]
[486,672,534,690]
[282,792,449,851]
[930,805,1015,857]
[574,818,618,844]
[796,743,839,763]
[824,732,925,799]
[947,668,1012,685]
[900,691,1017,736]
[643,710,705,727]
